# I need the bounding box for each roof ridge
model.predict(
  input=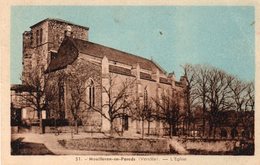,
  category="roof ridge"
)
[48,37,167,74]
[30,18,89,30]
[151,59,167,74]
[72,37,158,65]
